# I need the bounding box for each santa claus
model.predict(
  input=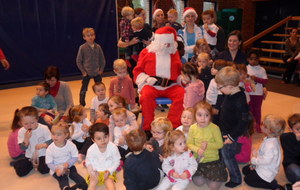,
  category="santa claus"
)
[133,26,184,132]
